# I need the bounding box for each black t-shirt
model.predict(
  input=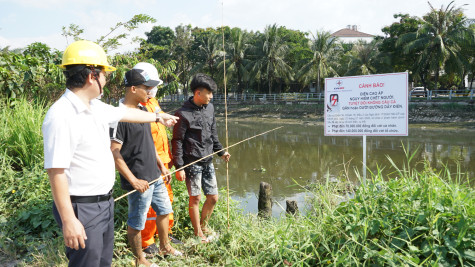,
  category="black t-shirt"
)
[110,107,161,191]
